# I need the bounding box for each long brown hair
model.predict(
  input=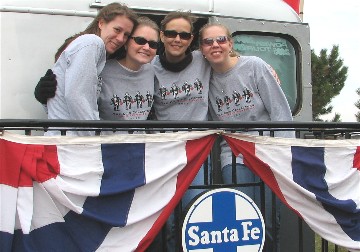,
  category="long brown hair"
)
[54,3,138,61]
